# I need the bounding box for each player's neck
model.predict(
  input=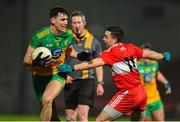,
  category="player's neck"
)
[111,42,119,47]
[50,25,63,35]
